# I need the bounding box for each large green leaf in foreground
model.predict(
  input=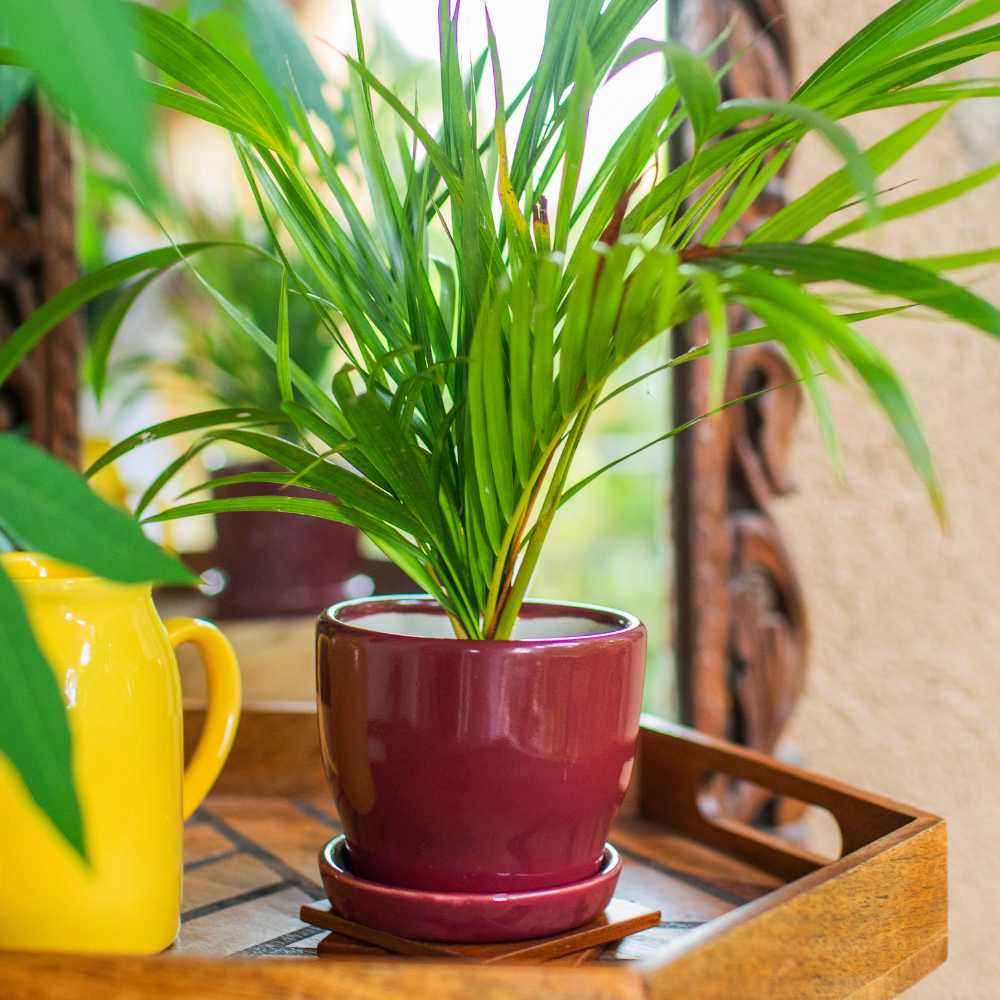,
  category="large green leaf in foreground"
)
[0,436,196,859]
[0,566,86,860]
[0,435,195,585]
[4,0,156,199]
